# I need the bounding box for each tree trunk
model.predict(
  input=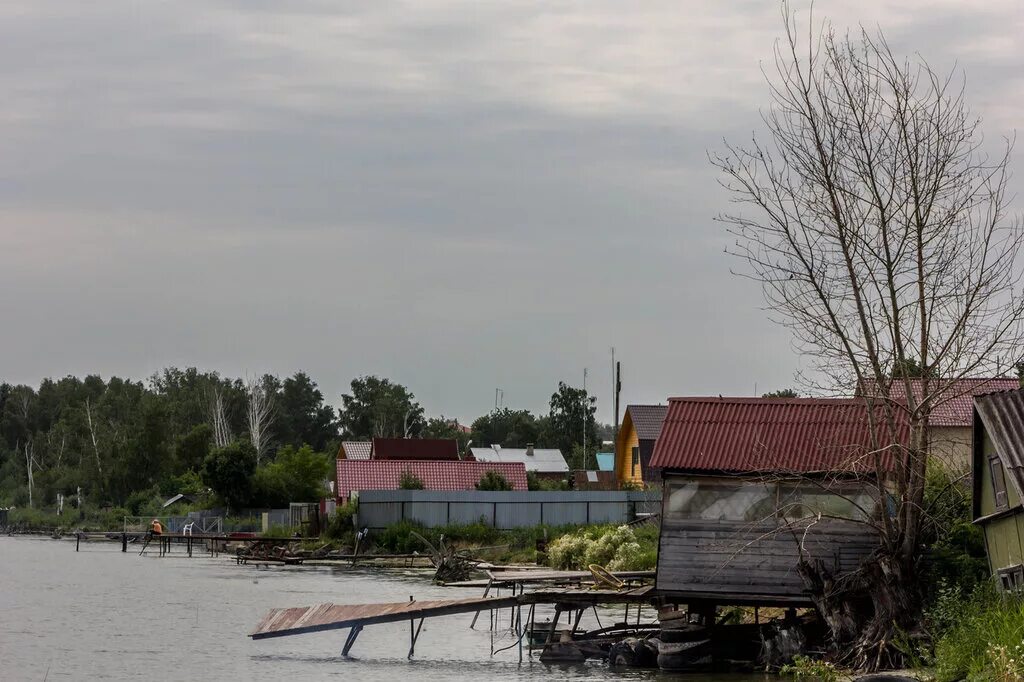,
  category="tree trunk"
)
[799,549,920,671]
